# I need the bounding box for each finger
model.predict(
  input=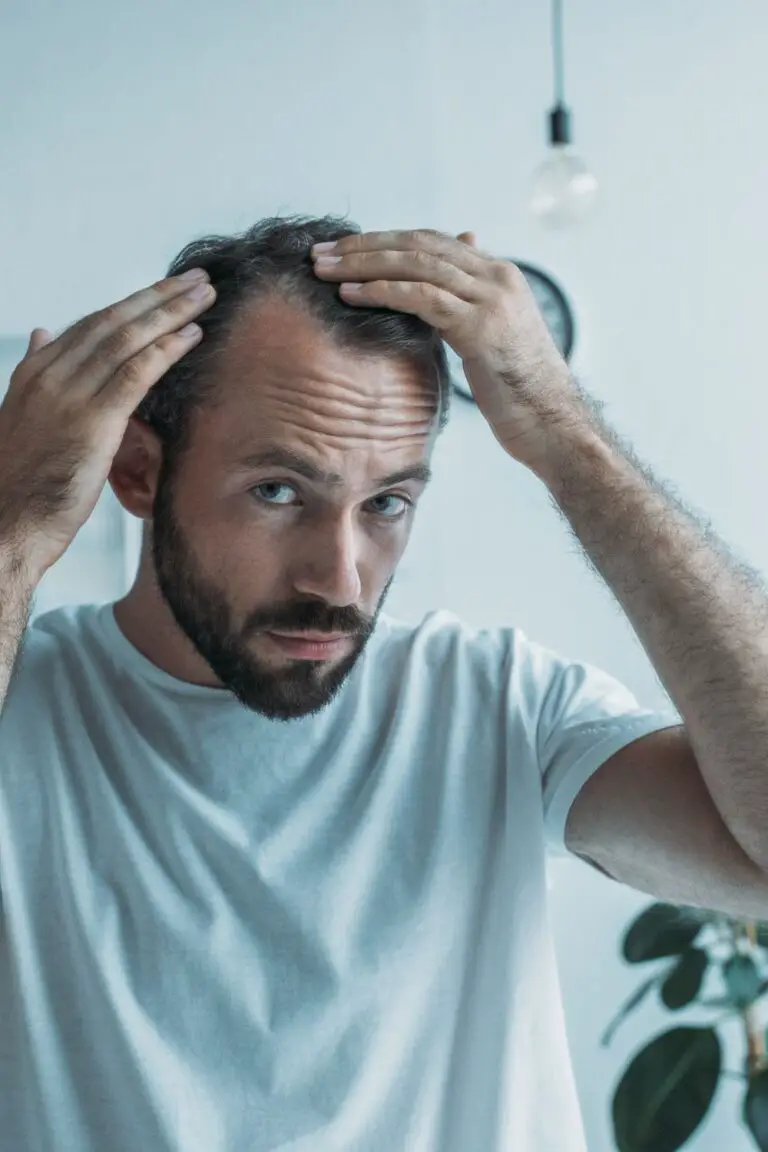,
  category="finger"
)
[338,279,472,336]
[313,248,490,304]
[27,328,54,356]
[314,229,491,277]
[10,328,55,388]
[95,320,205,410]
[25,272,216,396]
[18,272,212,378]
